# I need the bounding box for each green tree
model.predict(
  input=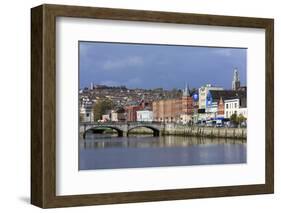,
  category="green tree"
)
[230,113,247,127]
[230,113,238,124]
[237,114,246,125]
[93,99,114,121]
